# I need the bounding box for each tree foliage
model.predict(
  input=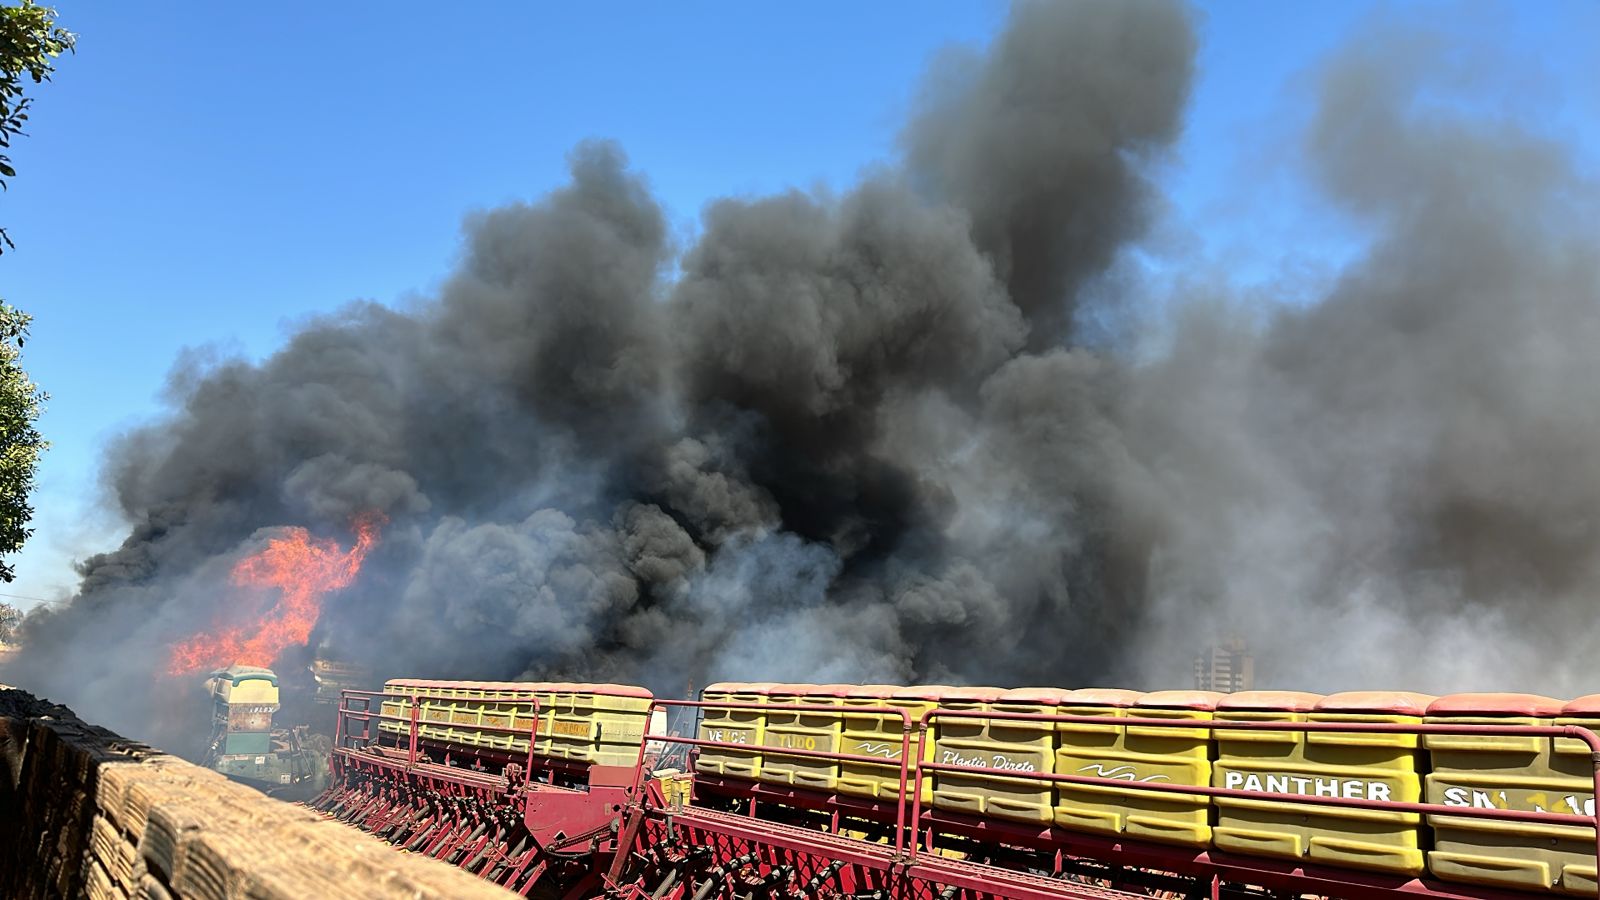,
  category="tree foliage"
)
[0,3,68,582]
[0,1,73,253]
[0,305,42,582]
[0,599,18,643]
